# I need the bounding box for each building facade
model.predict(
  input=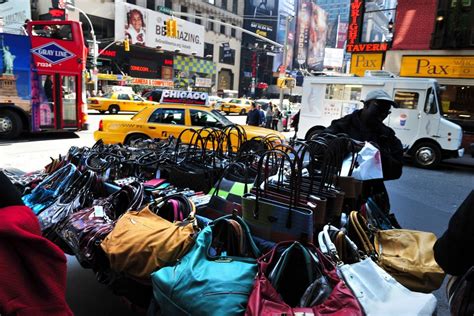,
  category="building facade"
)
[32,0,243,94]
